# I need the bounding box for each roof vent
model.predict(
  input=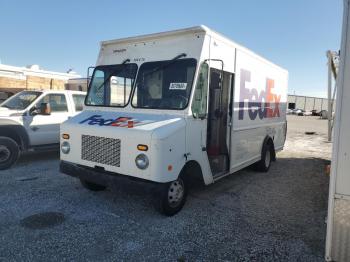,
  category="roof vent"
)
[66,68,77,74]
[26,64,40,70]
